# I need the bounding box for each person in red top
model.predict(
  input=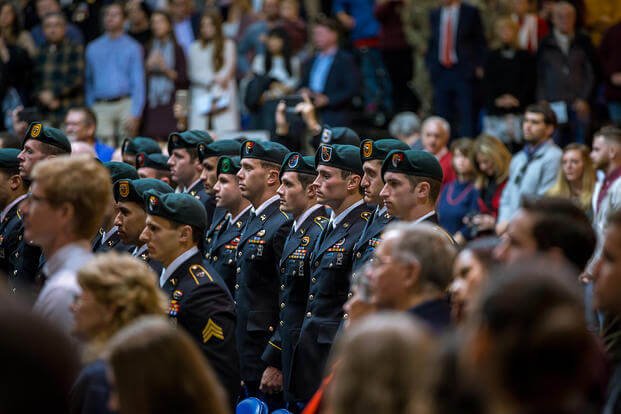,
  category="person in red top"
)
[421,116,455,186]
[511,0,549,53]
